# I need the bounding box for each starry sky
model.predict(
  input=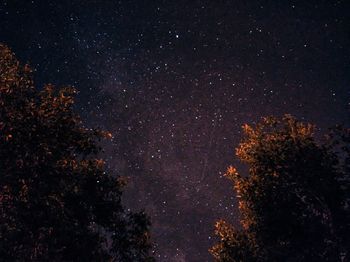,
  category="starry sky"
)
[1,1,349,261]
